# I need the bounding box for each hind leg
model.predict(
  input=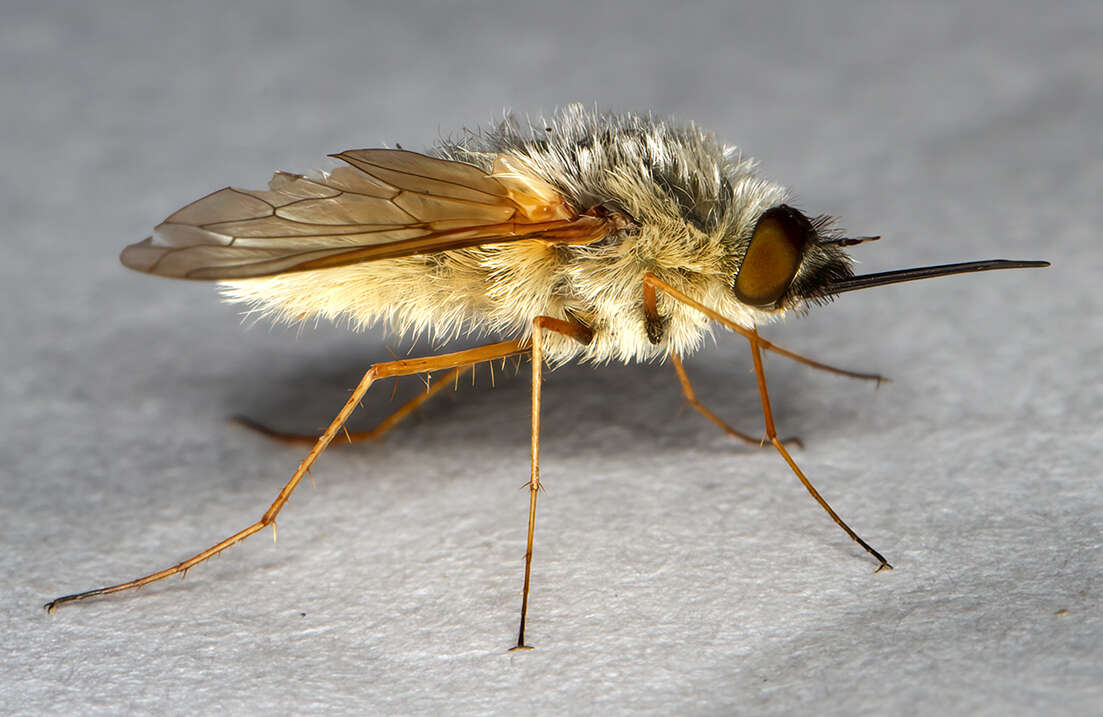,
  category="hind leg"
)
[46,340,528,612]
